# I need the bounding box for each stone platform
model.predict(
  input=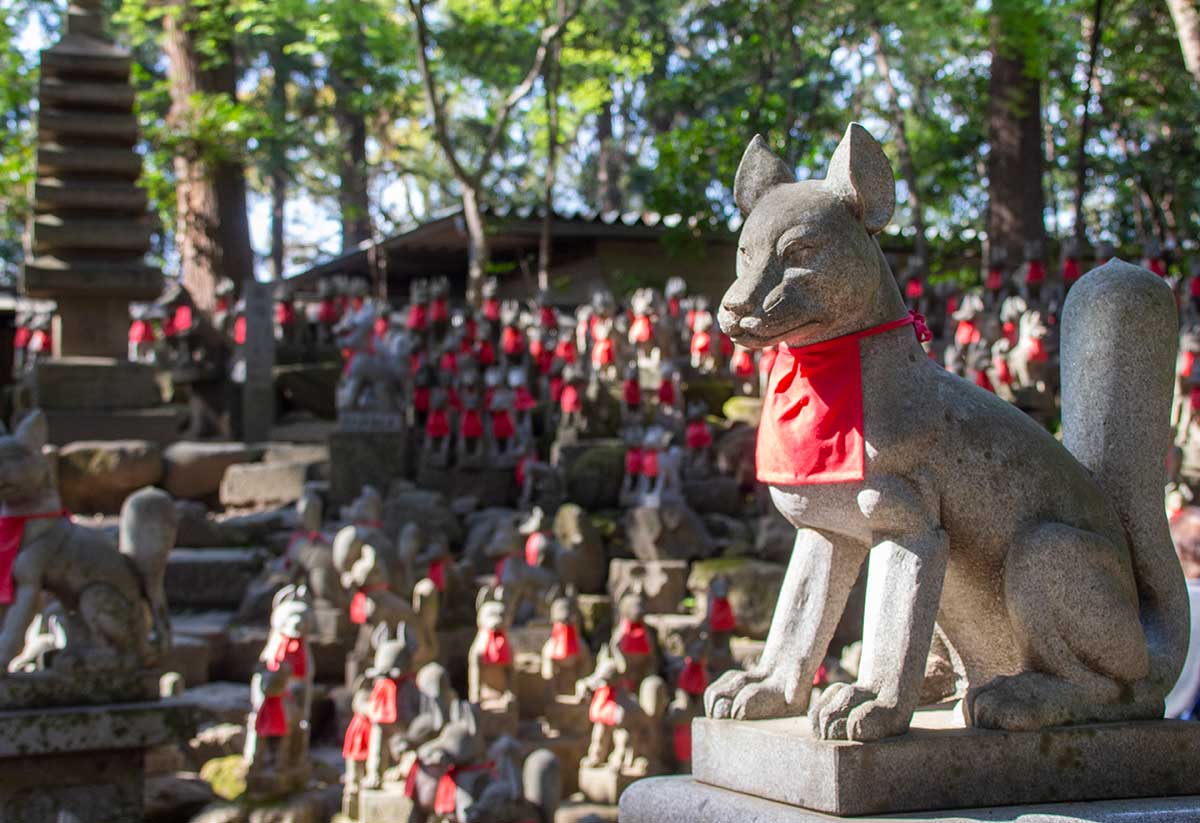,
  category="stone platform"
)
[0,698,194,823]
[620,777,1200,823]
[691,708,1200,816]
